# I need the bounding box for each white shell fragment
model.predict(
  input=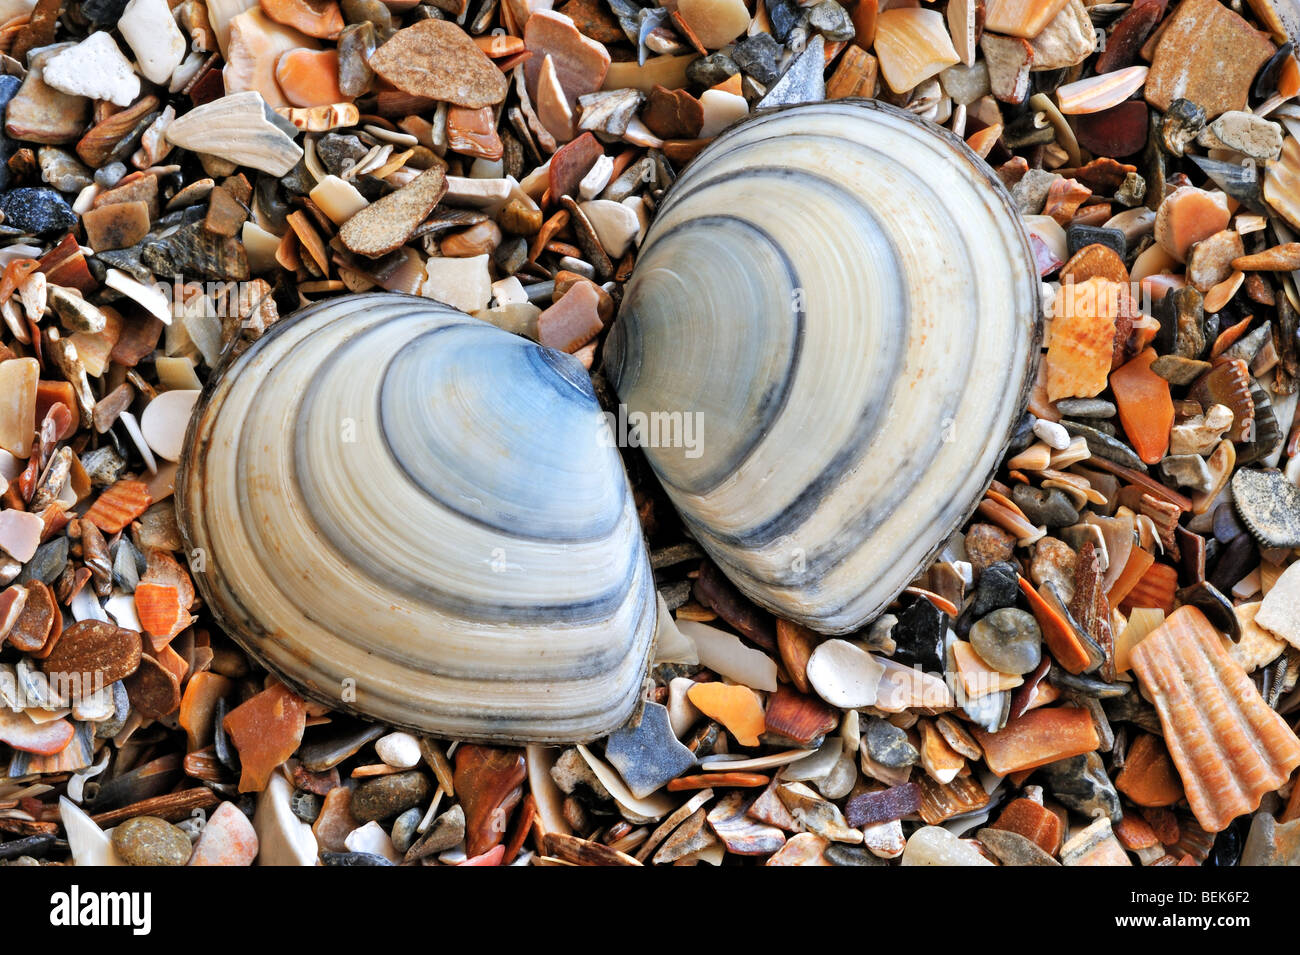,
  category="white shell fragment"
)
[42,32,141,108]
[178,293,656,743]
[165,91,303,176]
[119,0,188,85]
[139,389,200,463]
[805,639,885,708]
[606,101,1041,634]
